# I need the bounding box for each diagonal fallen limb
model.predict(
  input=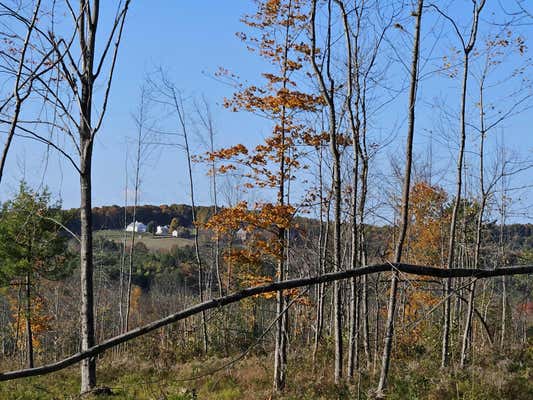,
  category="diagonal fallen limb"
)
[1,262,532,381]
